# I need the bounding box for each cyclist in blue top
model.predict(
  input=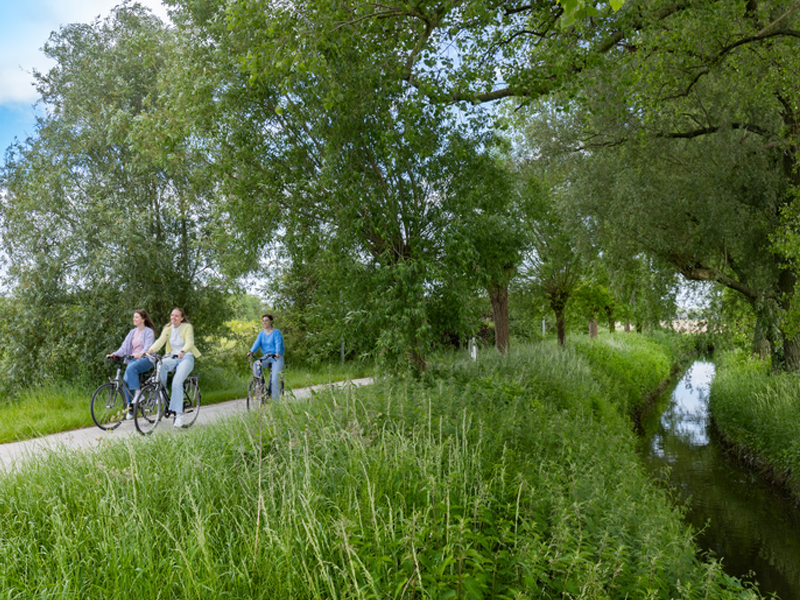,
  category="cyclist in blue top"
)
[247,314,285,401]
